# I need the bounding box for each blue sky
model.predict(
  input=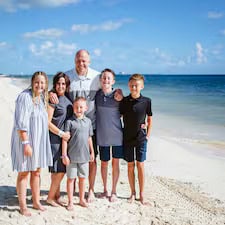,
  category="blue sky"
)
[0,0,225,75]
